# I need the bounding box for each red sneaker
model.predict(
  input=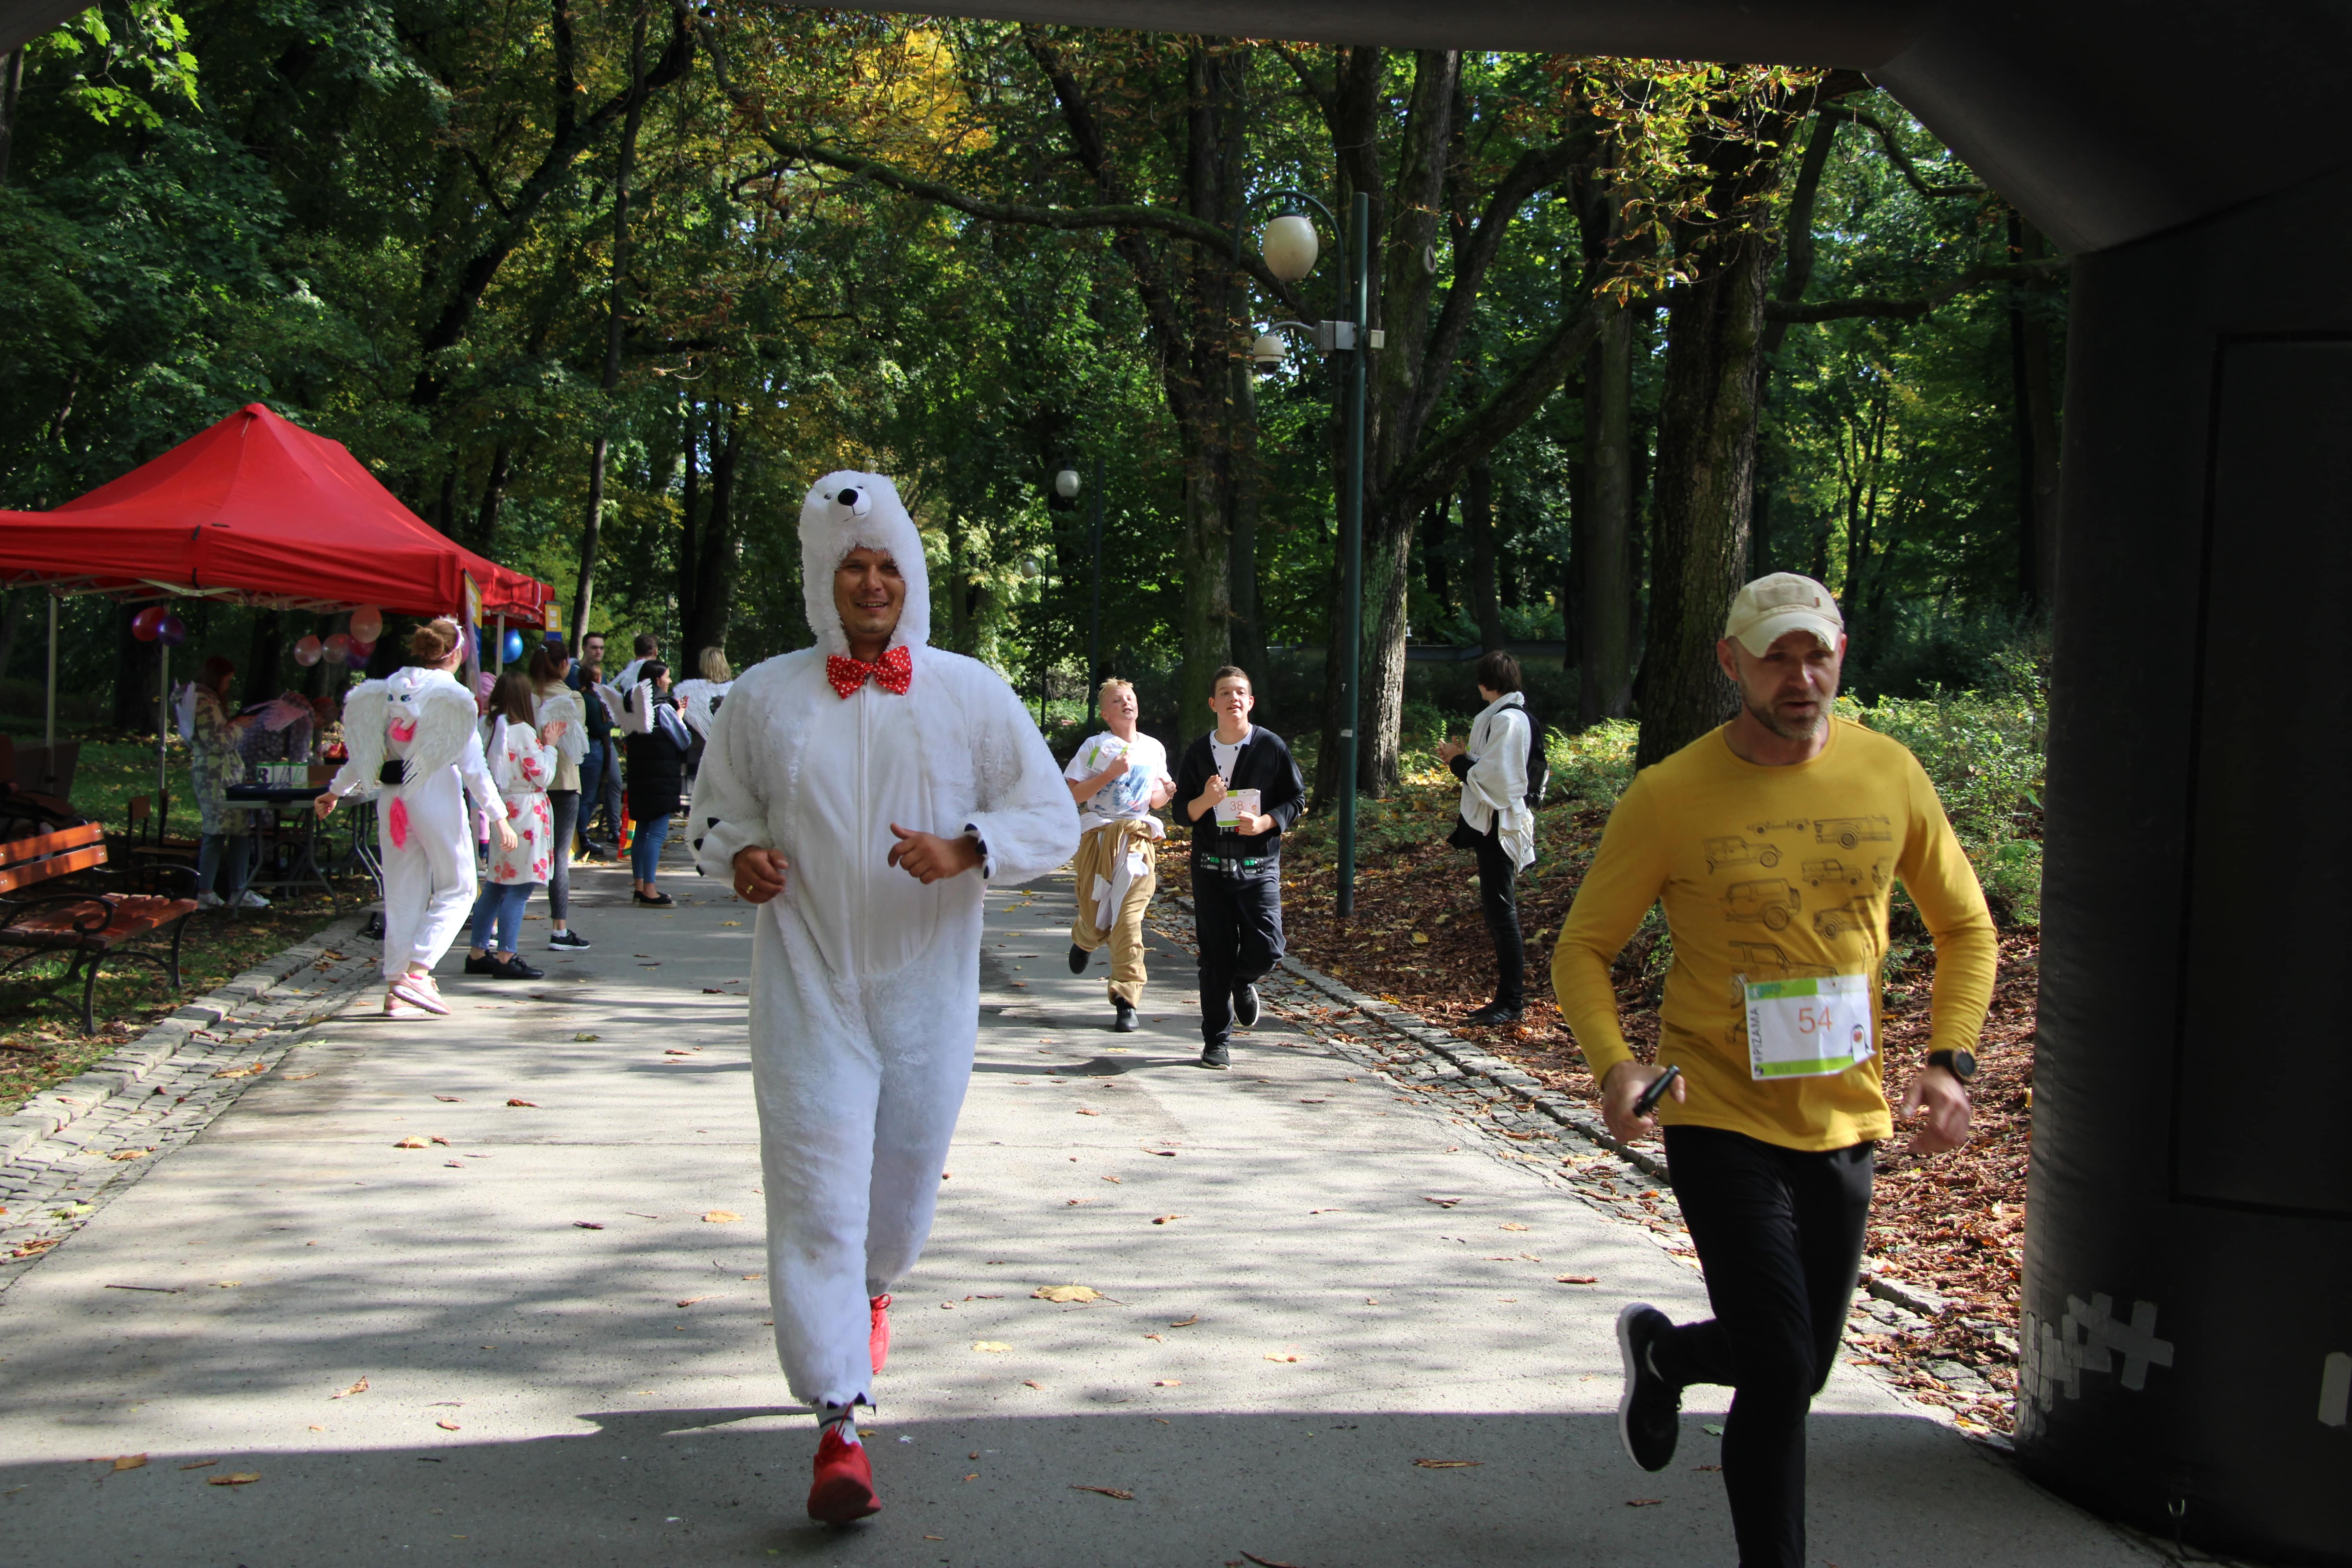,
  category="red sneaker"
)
[807,1427,880,1523]
[869,1294,892,1373]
